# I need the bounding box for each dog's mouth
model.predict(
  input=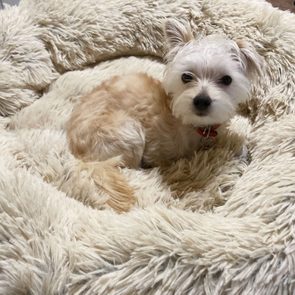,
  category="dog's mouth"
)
[195,111,209,117]
[191,108,223,137]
